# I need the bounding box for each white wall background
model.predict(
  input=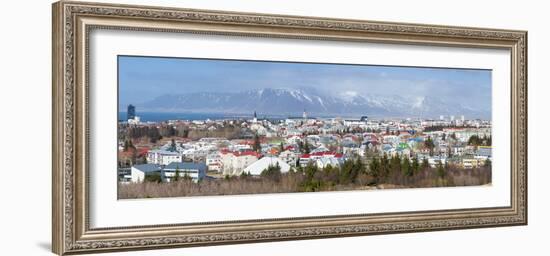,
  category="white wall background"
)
[0,0,546,255]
